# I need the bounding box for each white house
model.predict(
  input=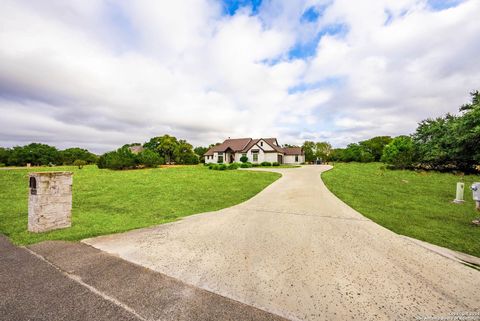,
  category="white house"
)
[204,138,305,165]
